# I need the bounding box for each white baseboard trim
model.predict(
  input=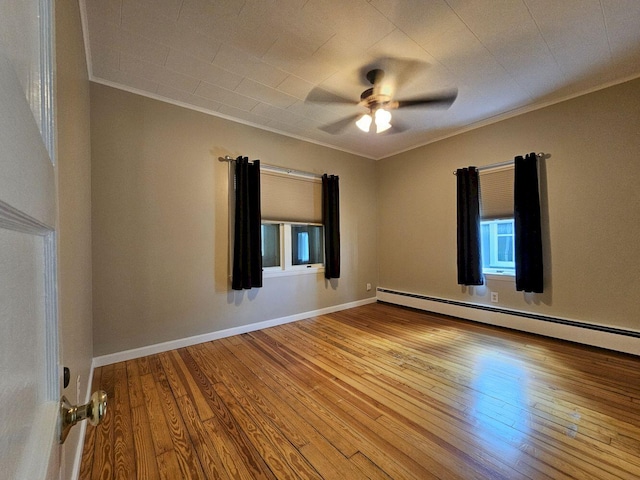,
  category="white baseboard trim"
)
[92,297,377,368]
[377,288,640,356]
